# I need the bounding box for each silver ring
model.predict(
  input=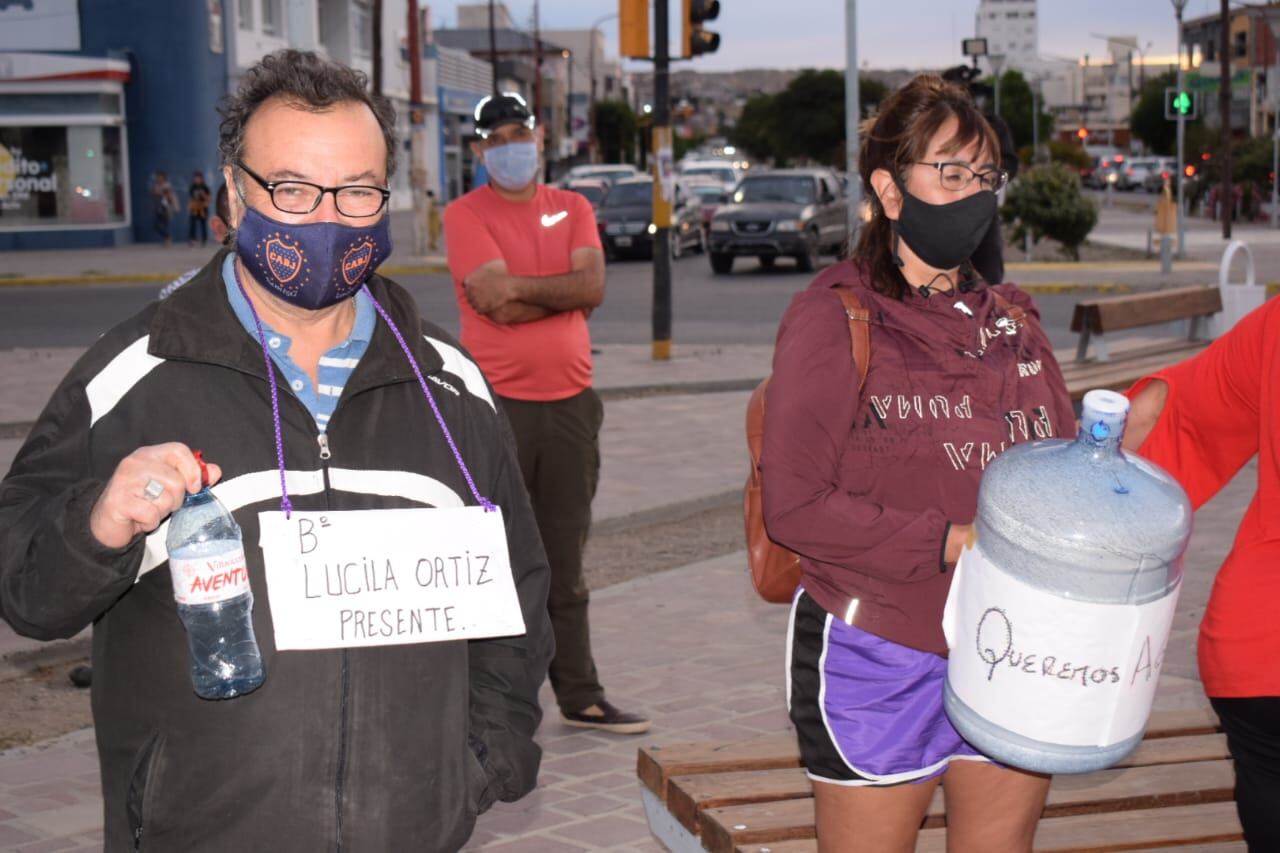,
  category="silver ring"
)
[142,478,165,502]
